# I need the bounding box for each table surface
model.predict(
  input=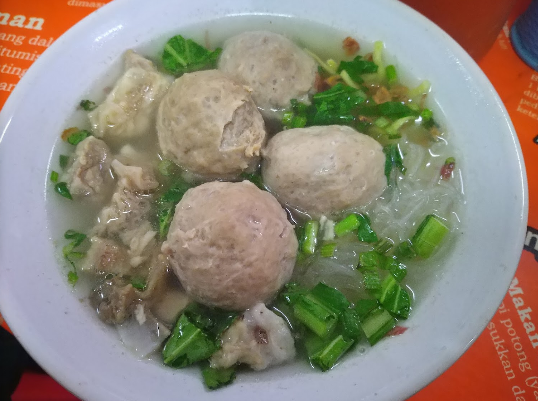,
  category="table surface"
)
[1,0,538,400]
